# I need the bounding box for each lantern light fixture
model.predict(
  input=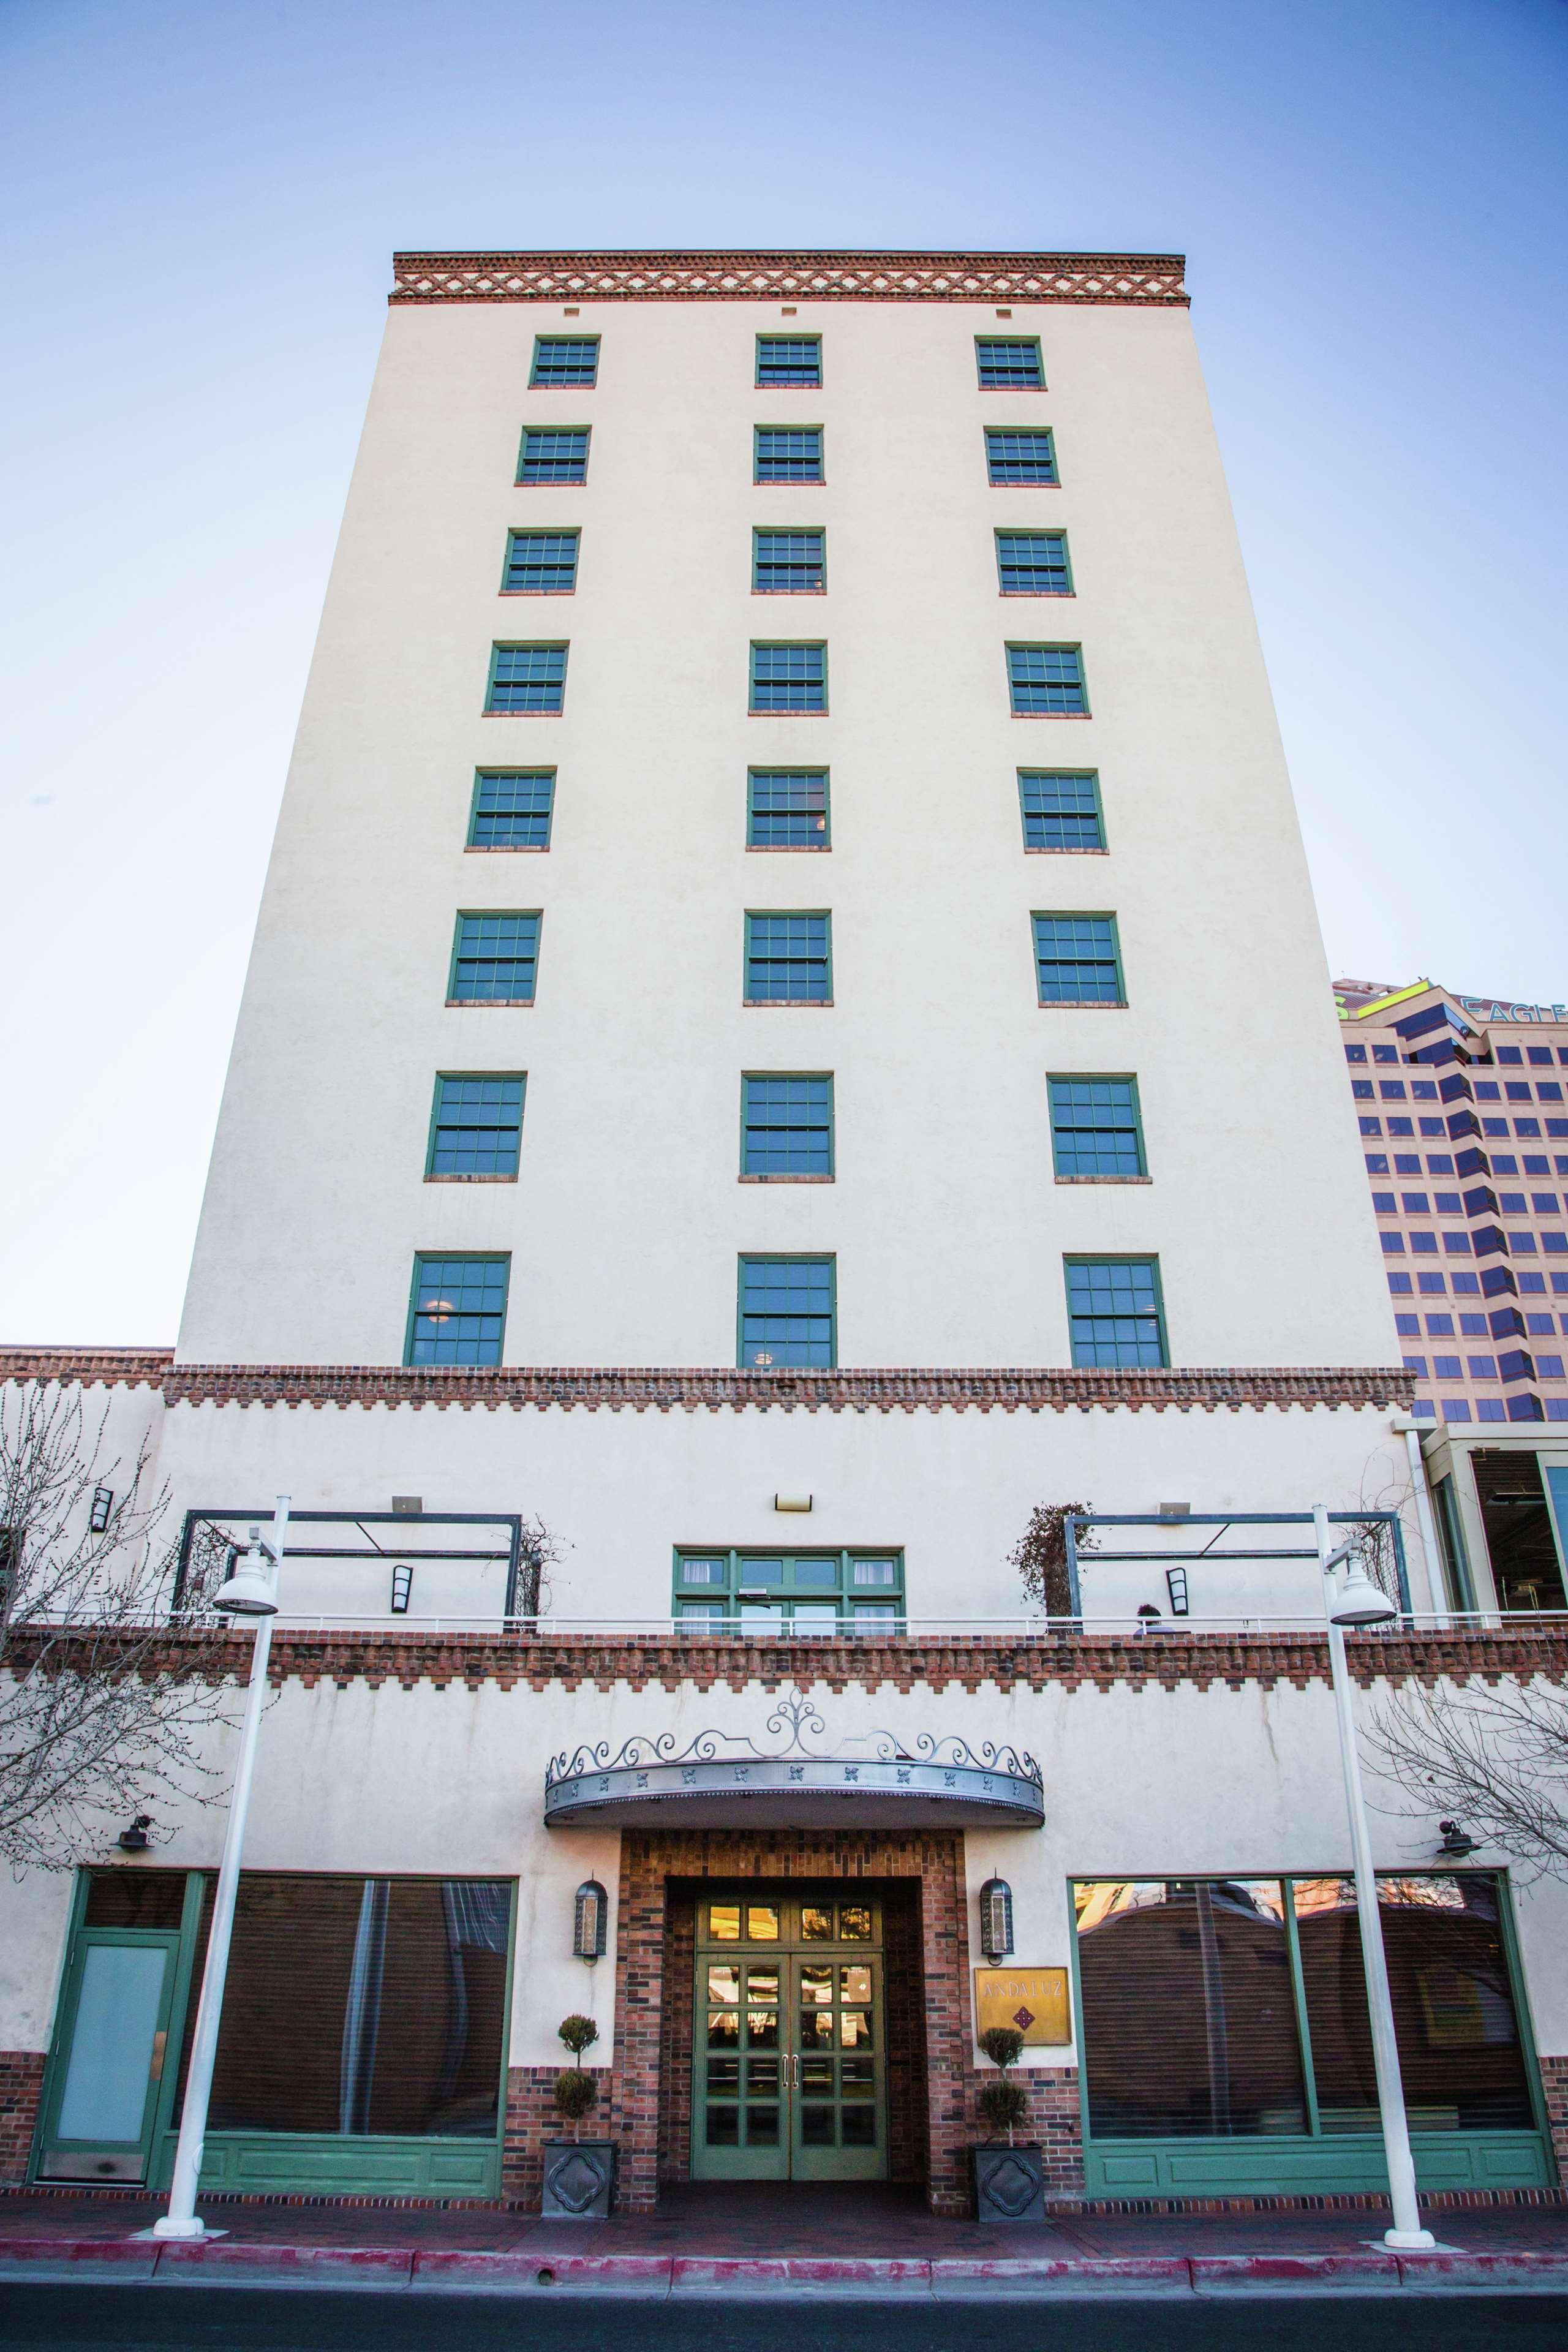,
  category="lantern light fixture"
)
[978,1876,1014,1962]
[390,1563,413,1614]
[573,1878,608,1962]
[89,1486,115,1534]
